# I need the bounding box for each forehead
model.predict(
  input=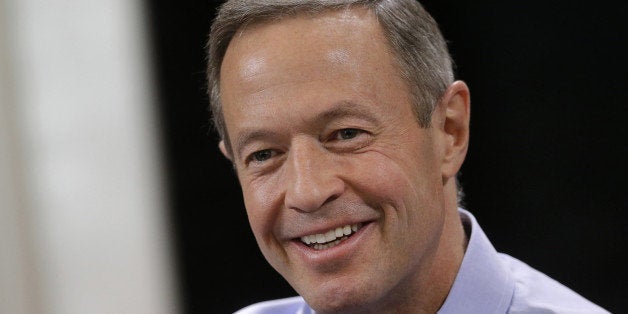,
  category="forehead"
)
[219,7,413,151]
[220,7,399,97]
